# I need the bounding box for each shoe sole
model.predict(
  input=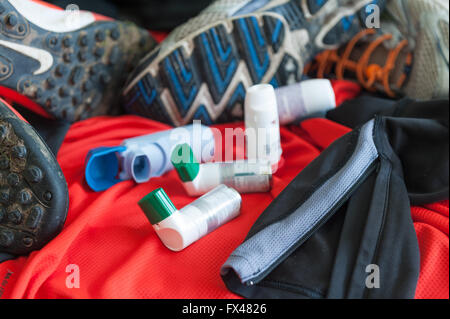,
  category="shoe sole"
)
[0,100,68,256]
[123,0,379,126]
[0,0,155,122]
